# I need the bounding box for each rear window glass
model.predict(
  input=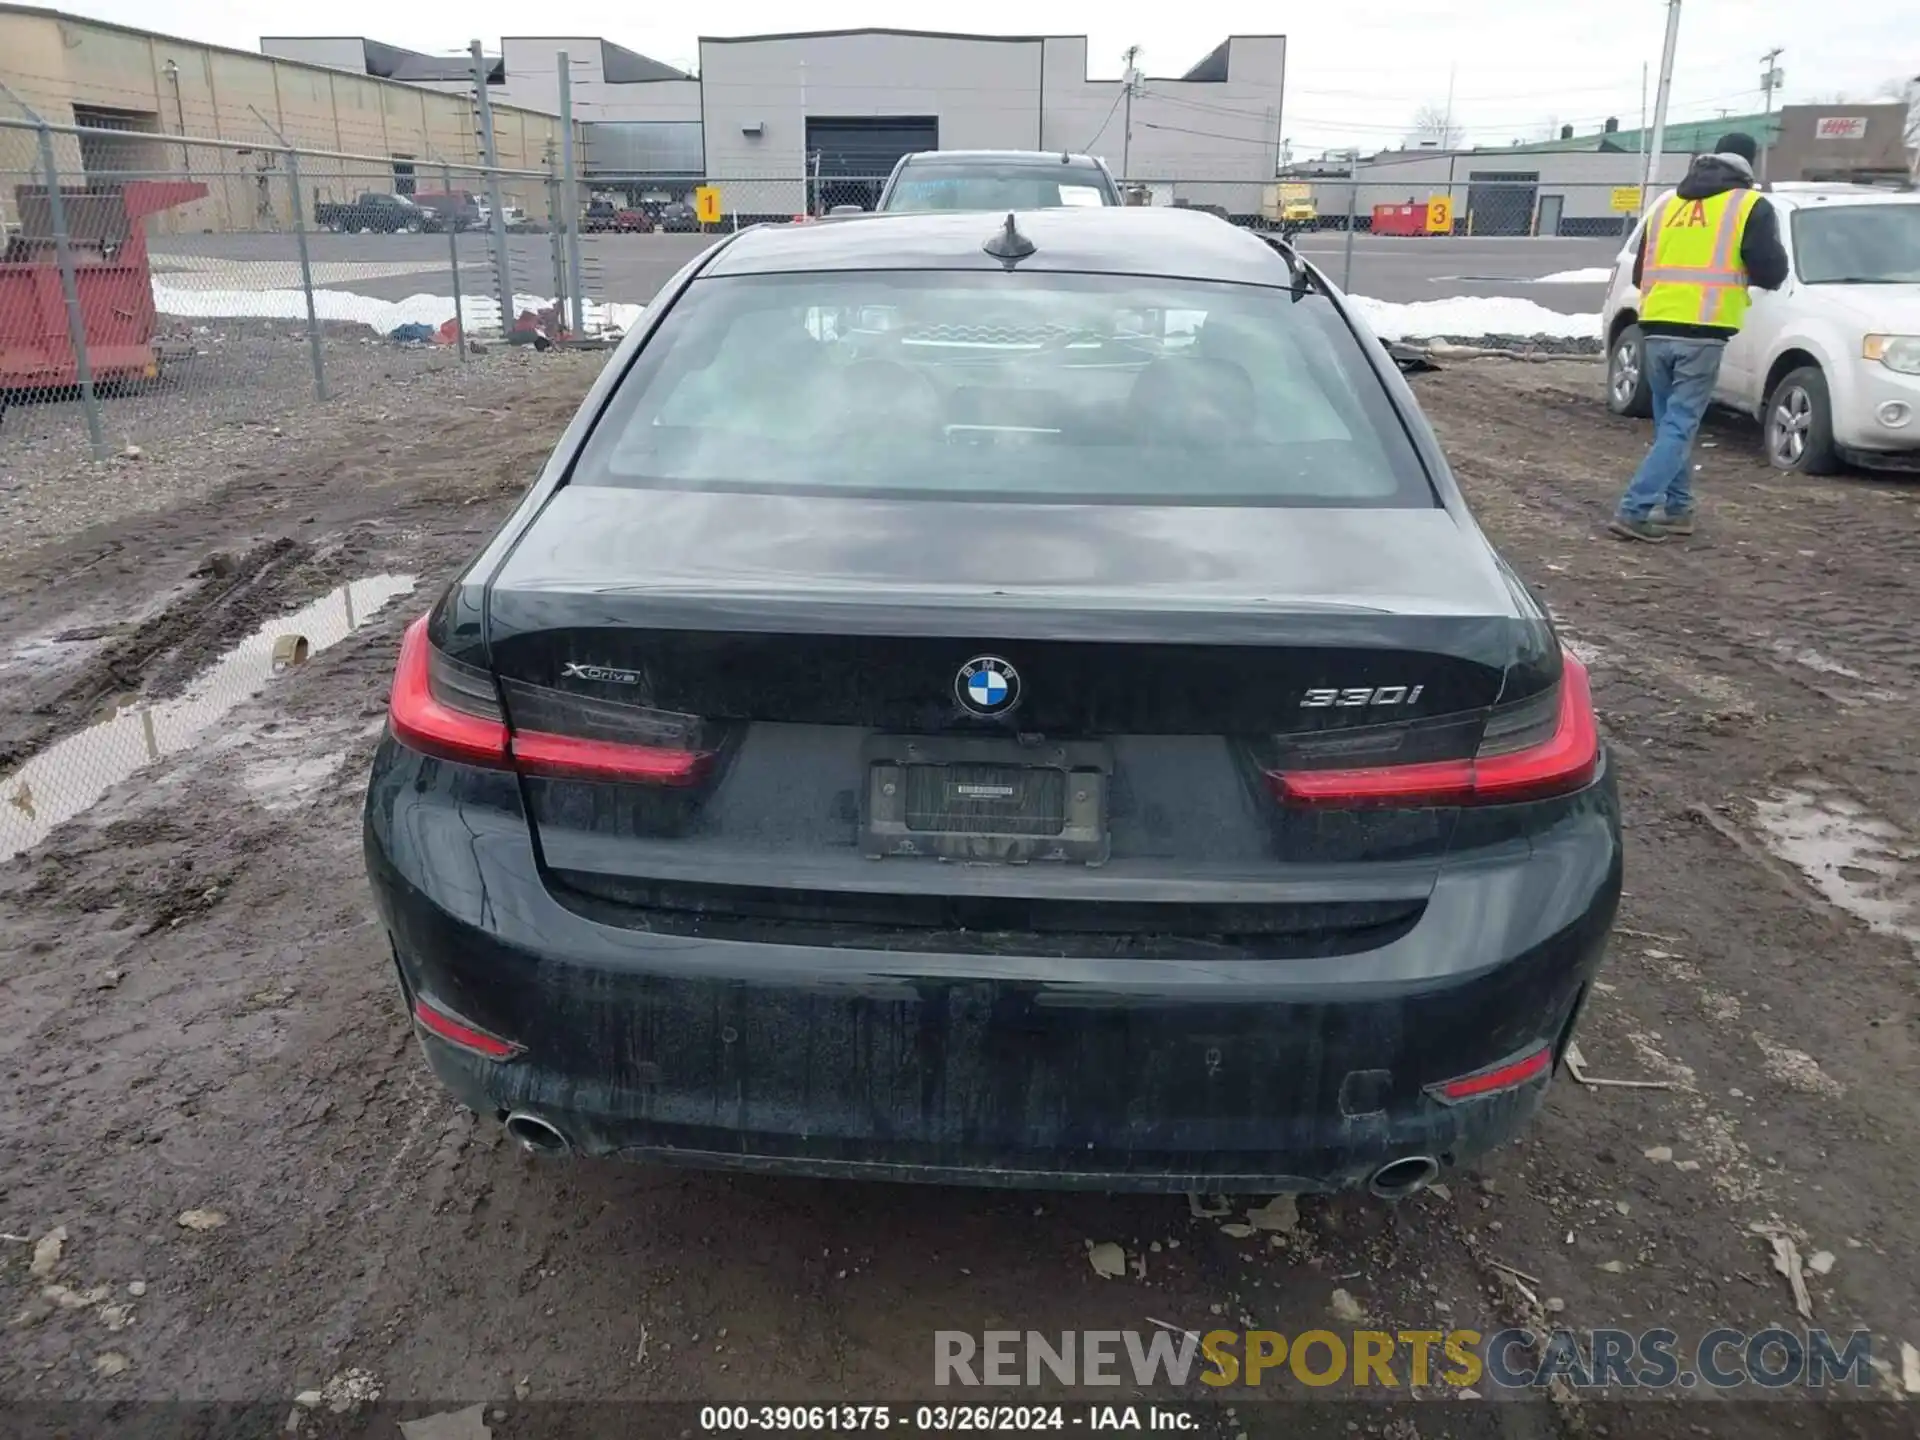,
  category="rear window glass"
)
[571,270,1433,507]
[886,163,1114,211]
